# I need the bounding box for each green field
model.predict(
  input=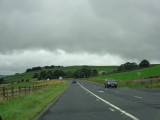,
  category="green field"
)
[92,65,160,81]
[4,71,40,83]
[0,81,69,120]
